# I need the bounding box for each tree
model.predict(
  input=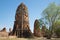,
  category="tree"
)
[39,19,44,28]
[54,20,60,37]
[42,3,60,30]
[41,3,60,36]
